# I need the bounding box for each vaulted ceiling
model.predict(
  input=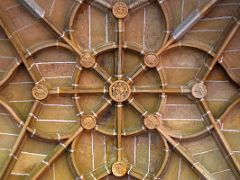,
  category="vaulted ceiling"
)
[0,0,239,180]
